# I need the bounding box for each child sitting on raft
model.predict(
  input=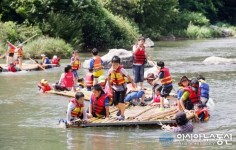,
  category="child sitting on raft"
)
[66,92,89,125]
[124,80,147,106]
[149,85,162,106]
[77,78,85,90]
[85,68,94,91]
[54,65,76,92]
